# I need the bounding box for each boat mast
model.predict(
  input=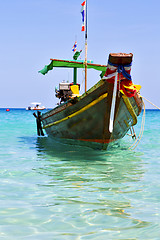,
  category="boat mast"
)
[84,0,88,92]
